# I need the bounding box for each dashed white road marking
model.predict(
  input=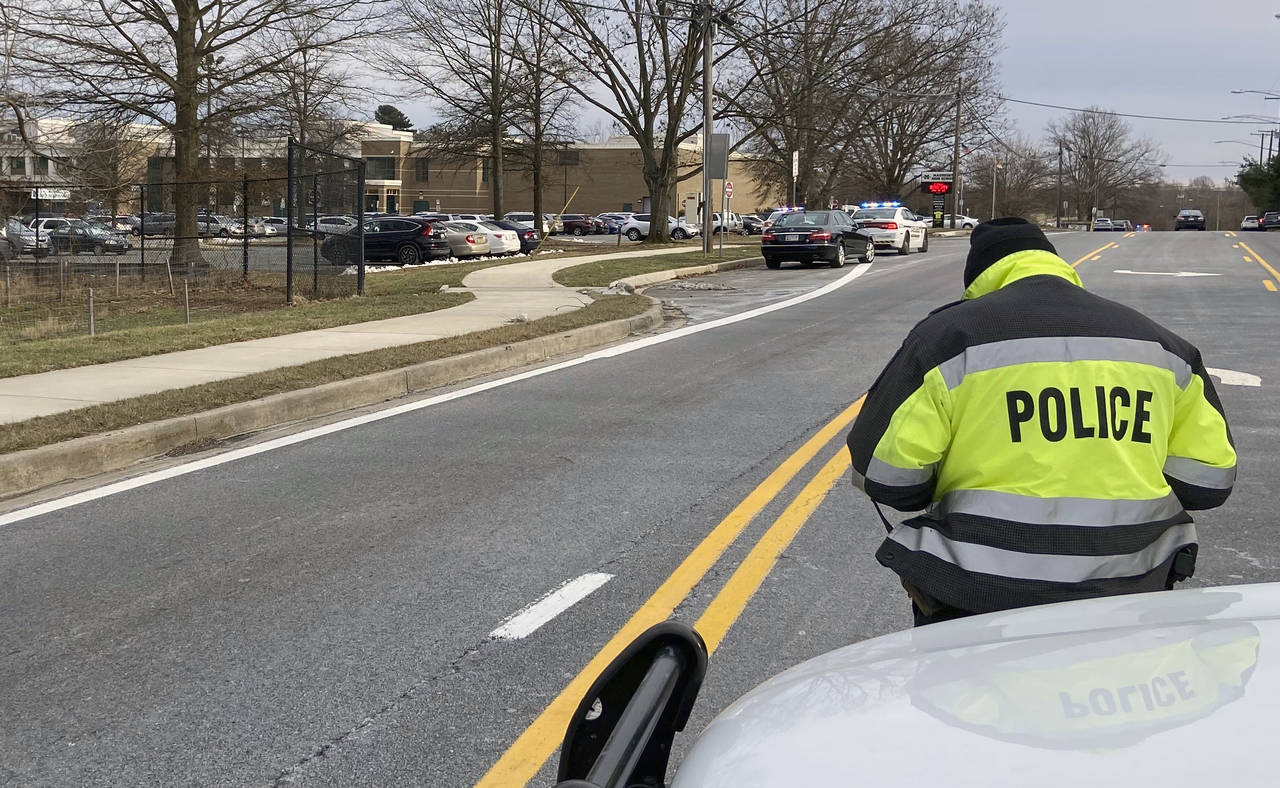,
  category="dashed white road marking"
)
[1207,368,1262,387]
[490,573,614,640]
